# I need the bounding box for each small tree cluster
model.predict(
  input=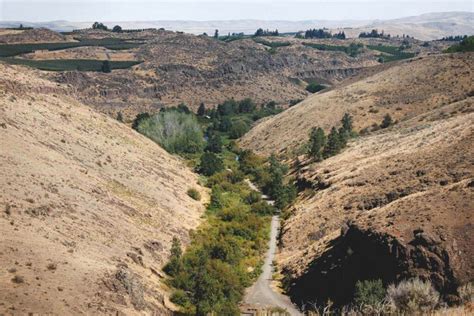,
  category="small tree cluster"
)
[303,28,345,39]
[359,29,390,39]
[92,22,108,31]
[254,28,279,37]
[308,113,354,161]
